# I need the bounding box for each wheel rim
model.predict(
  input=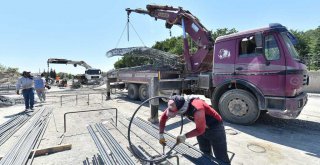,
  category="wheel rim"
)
[228,98,248,116]
[128,88,134,98]
[139,86,148,100]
